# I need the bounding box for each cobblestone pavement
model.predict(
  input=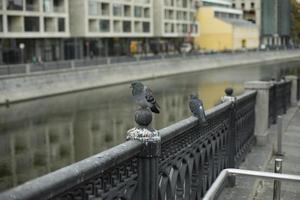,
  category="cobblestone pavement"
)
[218,106,300,200]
